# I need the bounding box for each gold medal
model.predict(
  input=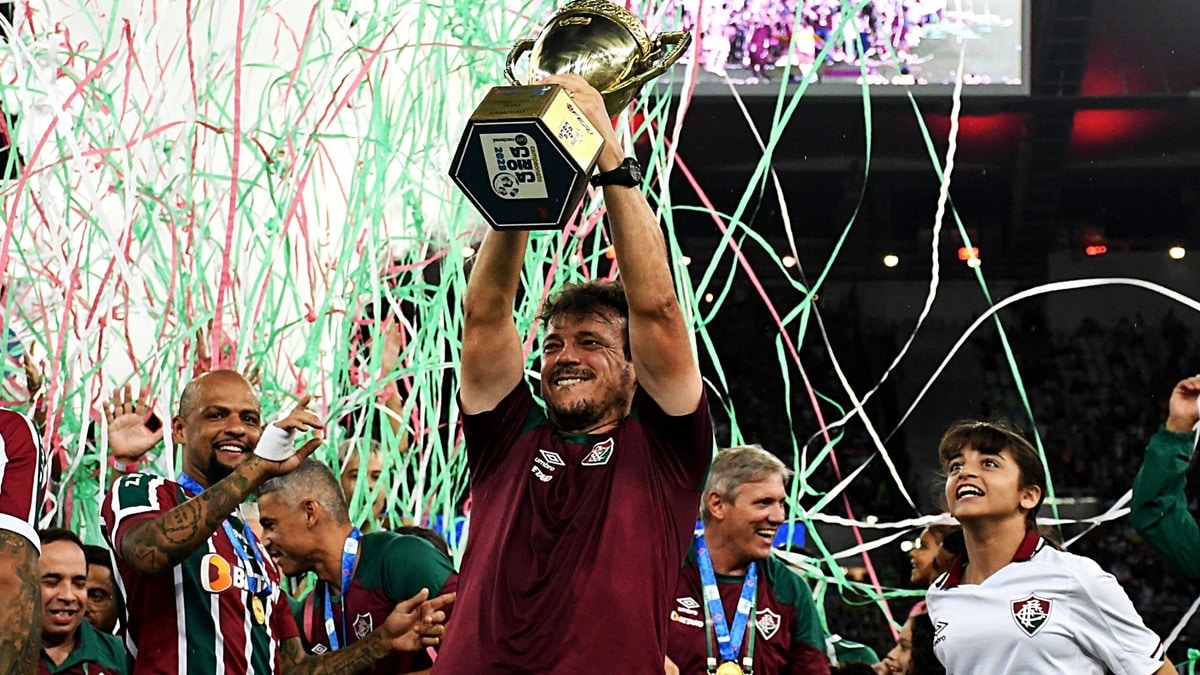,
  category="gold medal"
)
[251,595,266,625]
[715,663,743,675]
